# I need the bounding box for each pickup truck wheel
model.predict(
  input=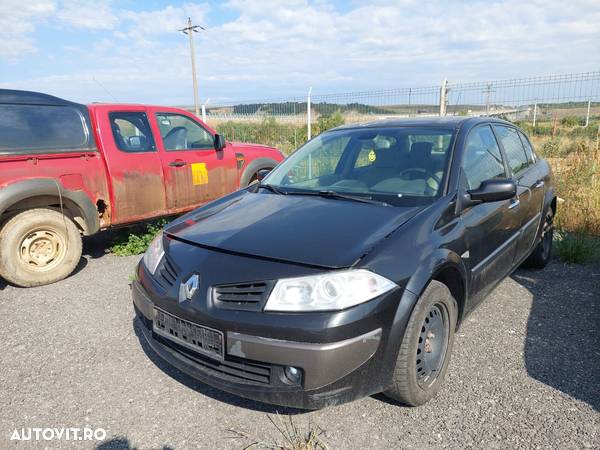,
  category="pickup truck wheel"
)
[522,209,554,269]
[0,208,82,287]
[384,280,457,406]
